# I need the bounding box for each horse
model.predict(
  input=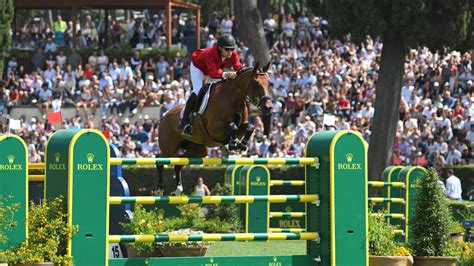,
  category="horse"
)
[156,62,273,195]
